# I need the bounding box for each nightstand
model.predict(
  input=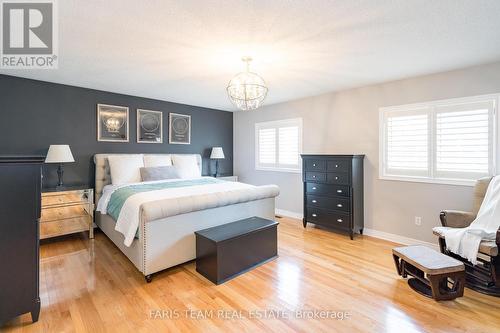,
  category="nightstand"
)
[41,186,94,240]
[216,175,238,182]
